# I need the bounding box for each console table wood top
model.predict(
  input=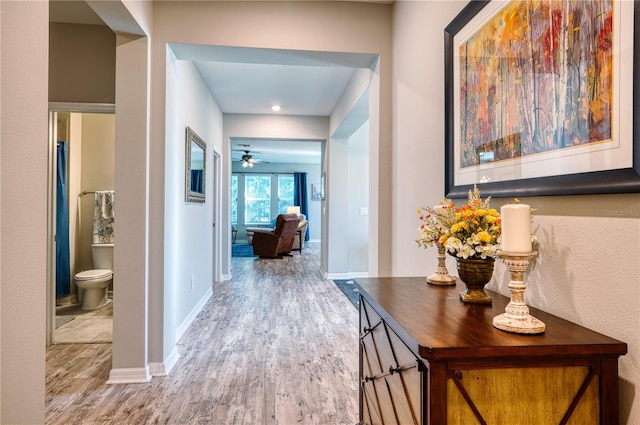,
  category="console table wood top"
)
[355,277,627,362]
